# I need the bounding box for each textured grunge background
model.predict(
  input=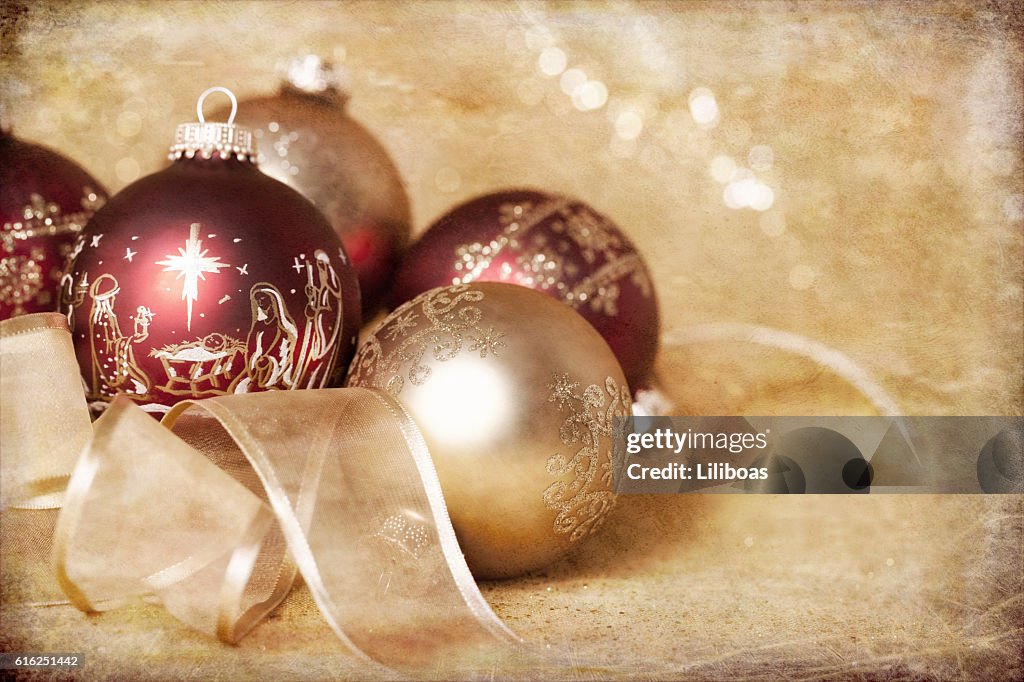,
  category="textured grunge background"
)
[1,1,1022,679]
